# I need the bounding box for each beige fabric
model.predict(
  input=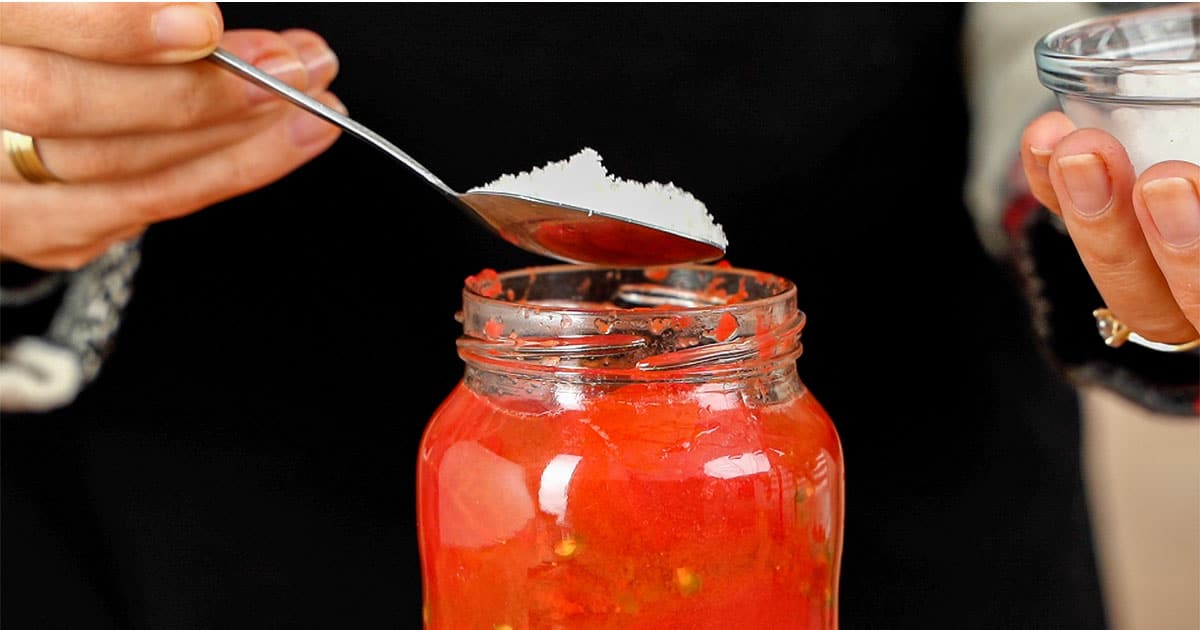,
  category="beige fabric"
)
[1081,386,1200,630]
[962,2,1098,256]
